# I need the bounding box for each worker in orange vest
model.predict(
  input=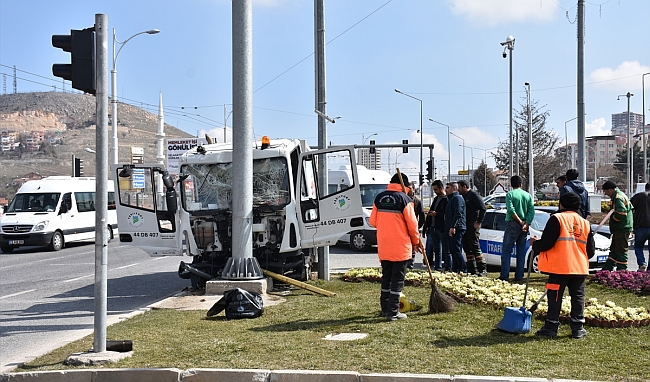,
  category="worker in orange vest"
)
[531,192,595,339]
